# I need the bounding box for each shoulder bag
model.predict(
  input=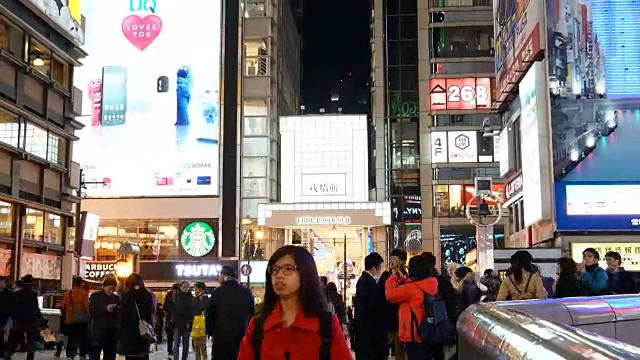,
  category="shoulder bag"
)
[134,299,157,343]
